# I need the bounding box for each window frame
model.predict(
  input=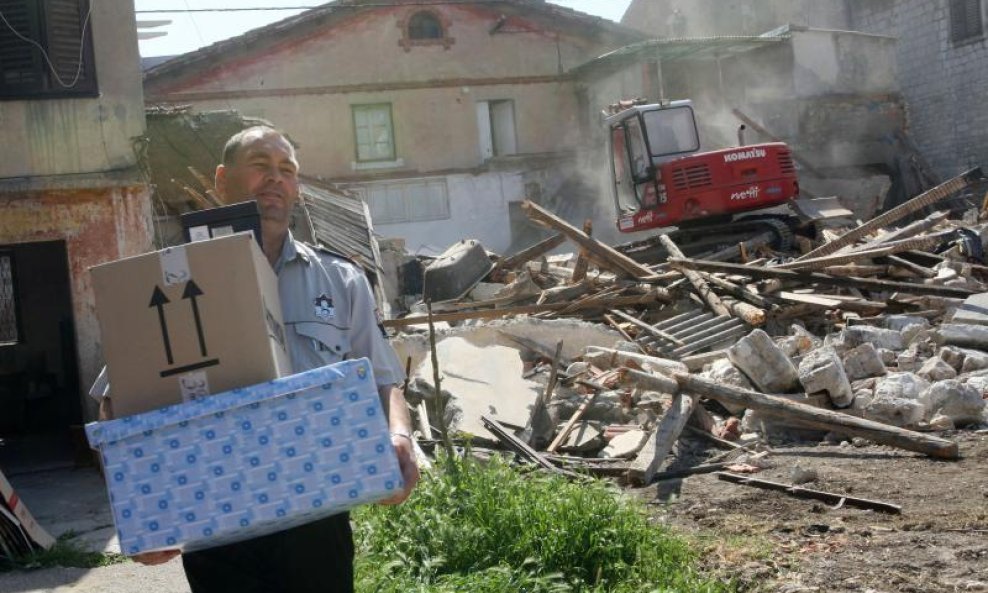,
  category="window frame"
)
[949,0,985,46]
[0,250,22,346]
[0,0,99,100]
[397,8,454,51]
[351,103,397,164]
[350,177,451,225]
